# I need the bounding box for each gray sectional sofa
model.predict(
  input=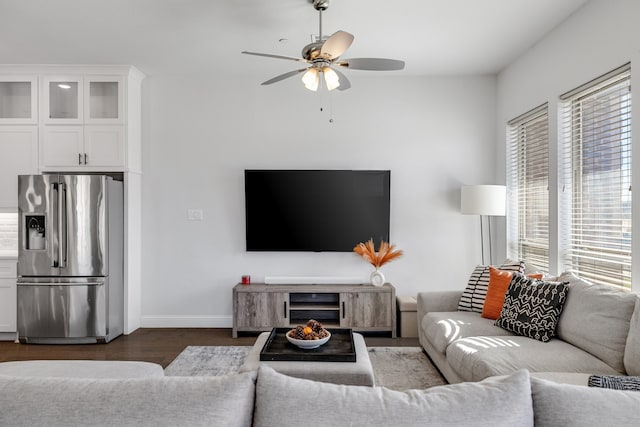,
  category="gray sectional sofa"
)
[1,364,640,426]
[418,271,640,383]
